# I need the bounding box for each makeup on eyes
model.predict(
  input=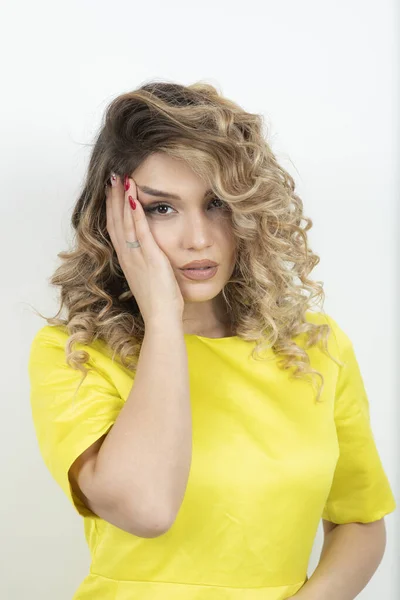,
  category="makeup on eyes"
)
[143,198,225,216]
